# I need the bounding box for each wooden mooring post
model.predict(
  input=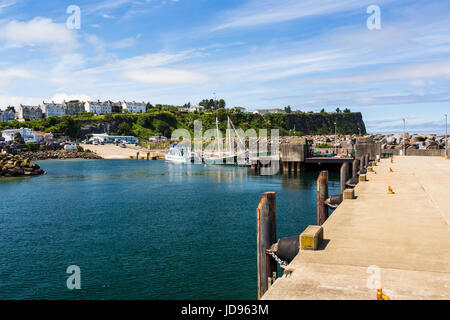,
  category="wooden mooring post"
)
[360,156,365,170]
[136,152,140,160]
[352,159,359,178]
[317,171,329,226]
[257,192,277,300]
[340,163,349,194]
